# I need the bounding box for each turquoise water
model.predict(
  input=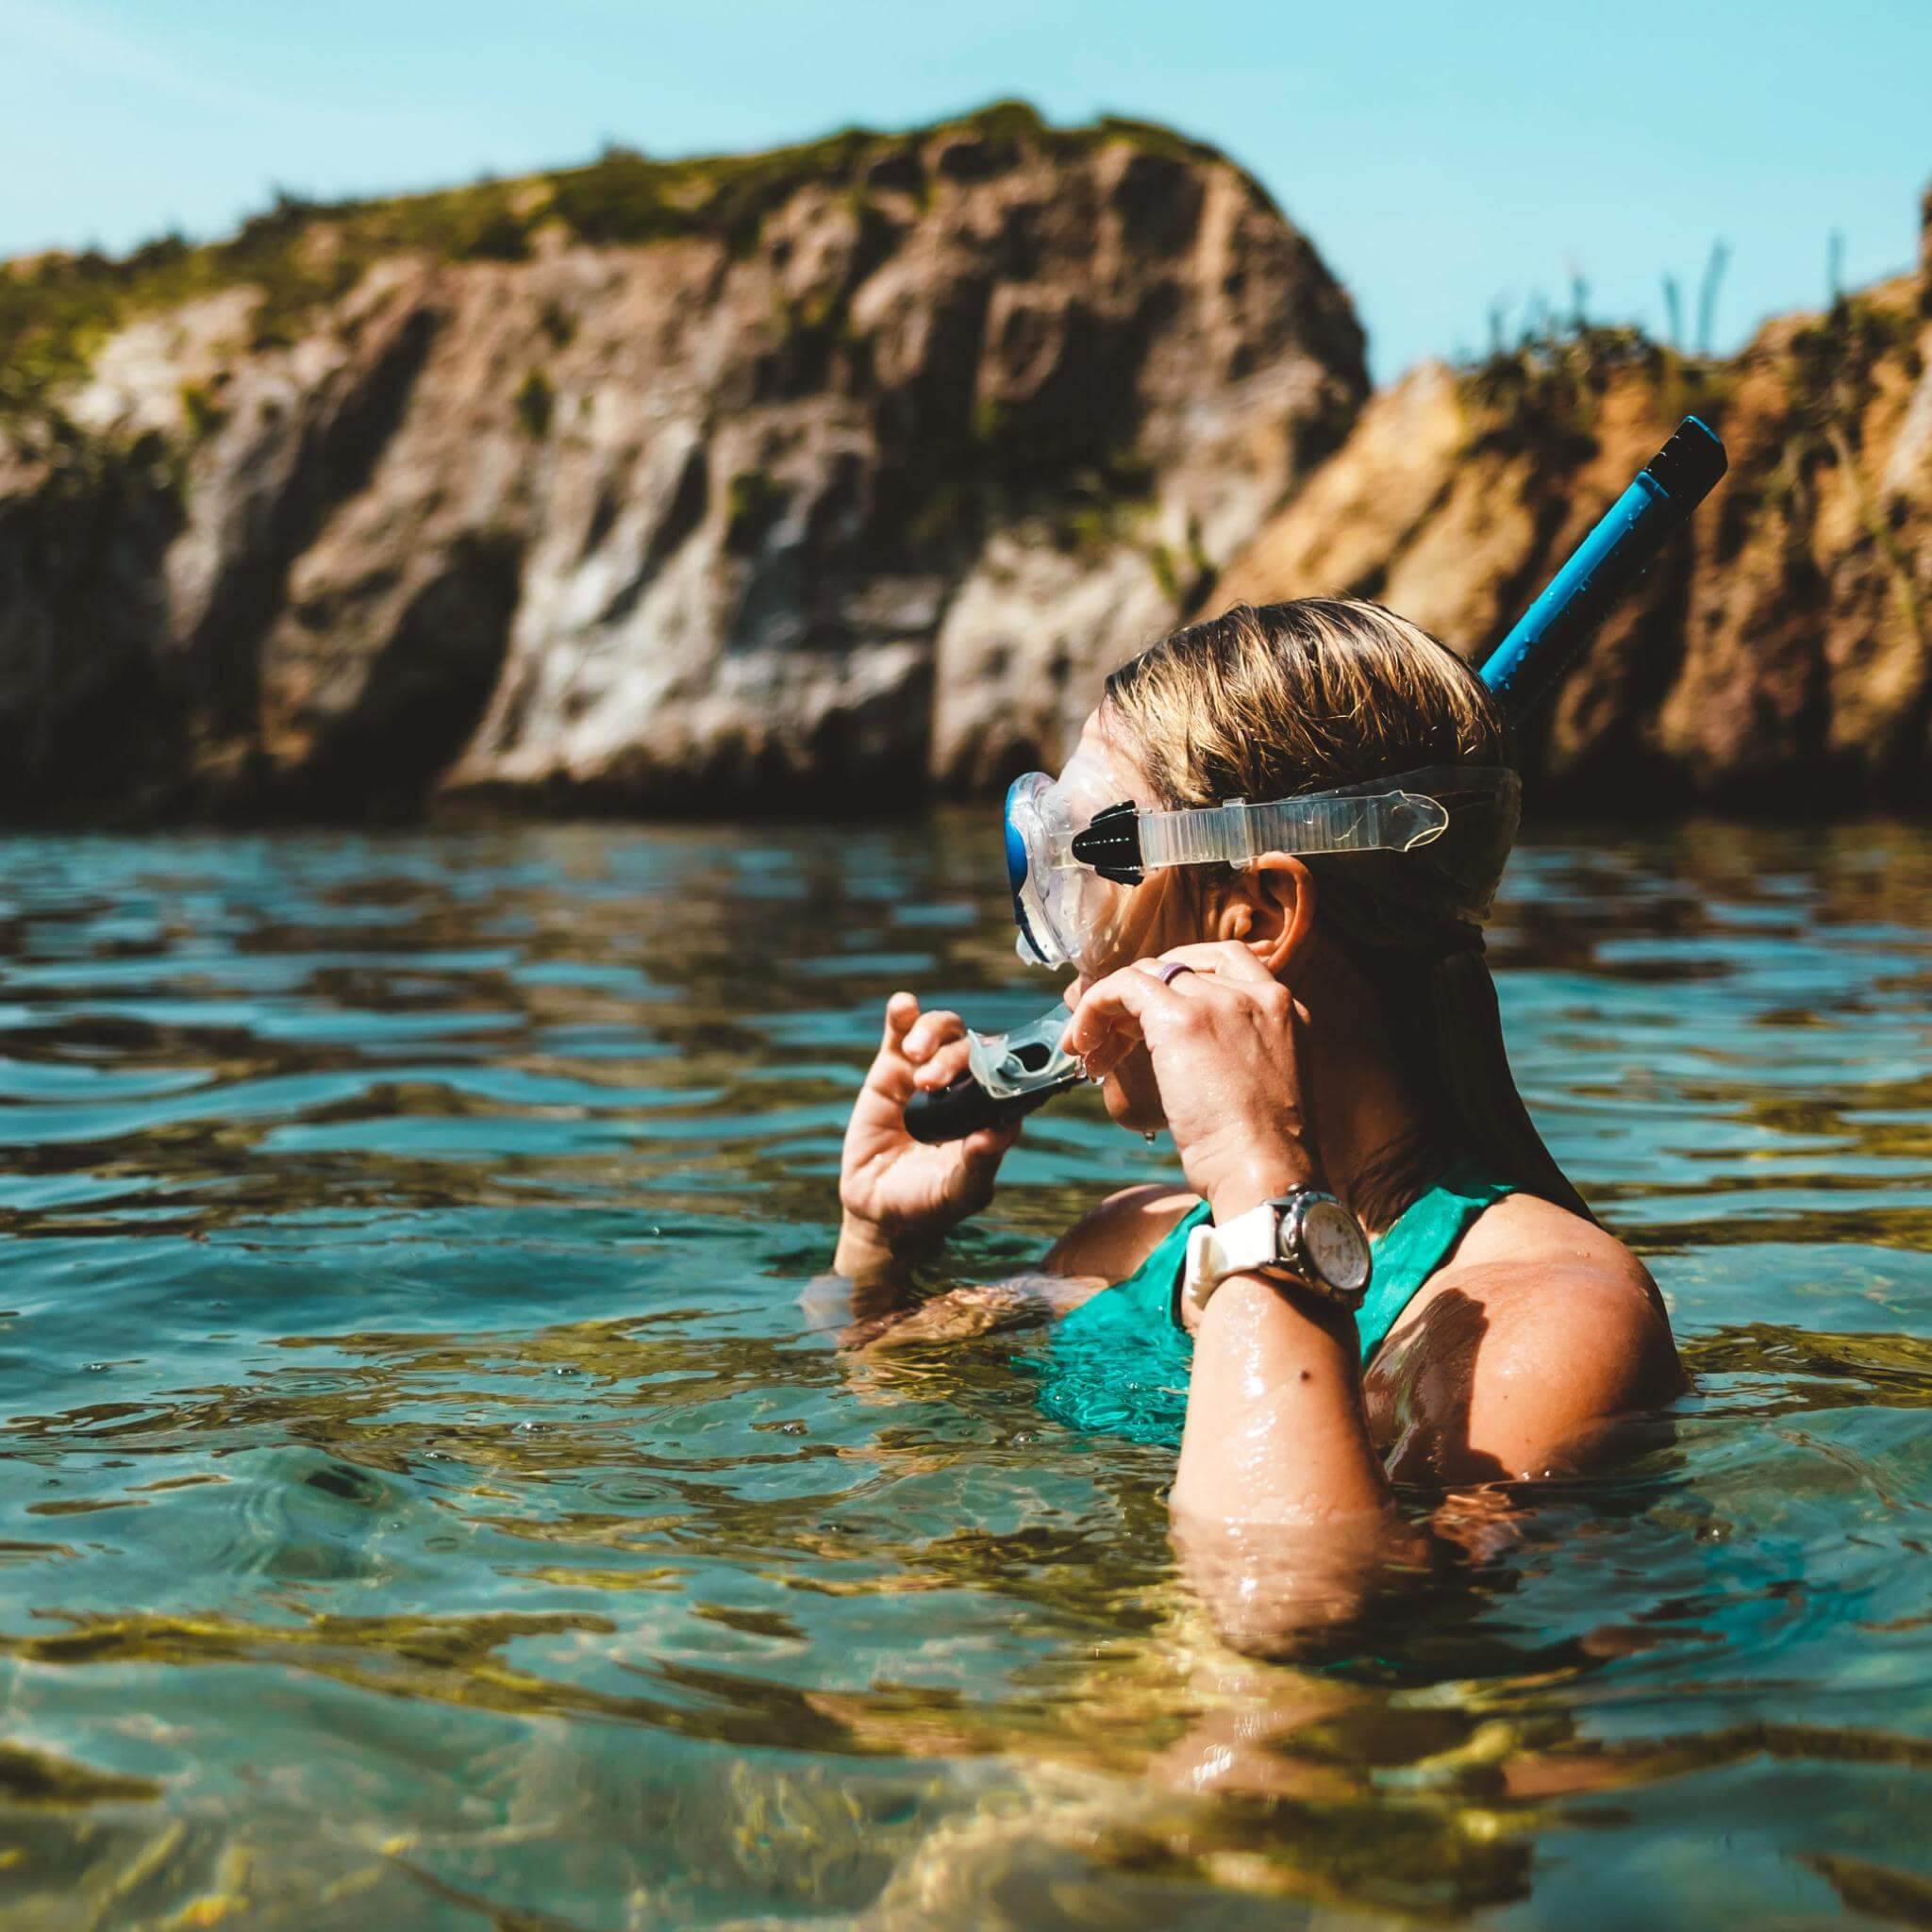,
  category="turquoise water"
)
[0,816,1928,1929]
